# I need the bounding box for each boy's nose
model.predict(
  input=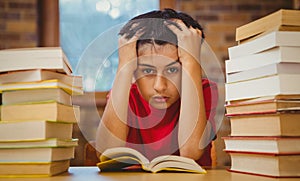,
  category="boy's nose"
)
[153,75,167,93]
